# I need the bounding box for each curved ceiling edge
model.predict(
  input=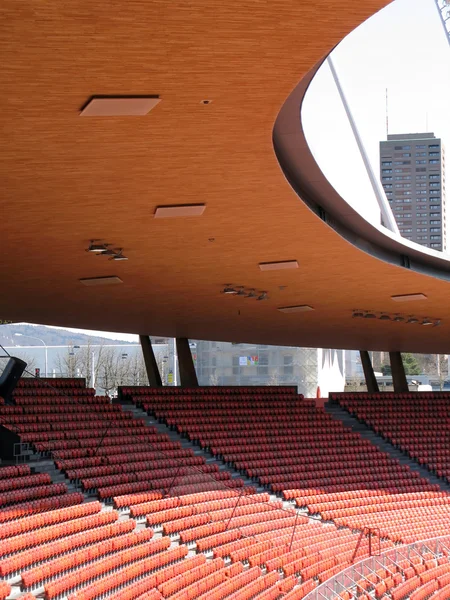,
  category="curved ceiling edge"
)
[273,61,450,284]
